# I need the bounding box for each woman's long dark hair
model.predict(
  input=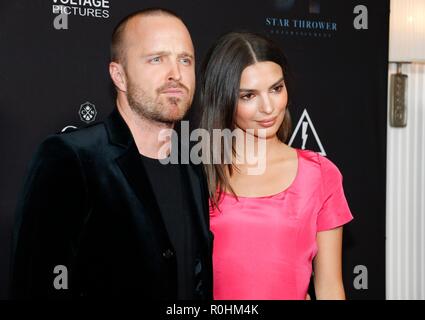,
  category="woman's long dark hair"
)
[199,31,293,208]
